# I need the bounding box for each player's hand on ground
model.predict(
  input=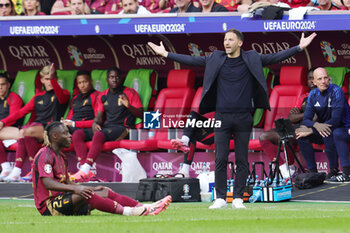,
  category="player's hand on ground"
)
[313,122,332,137]
[74,185,94,199]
